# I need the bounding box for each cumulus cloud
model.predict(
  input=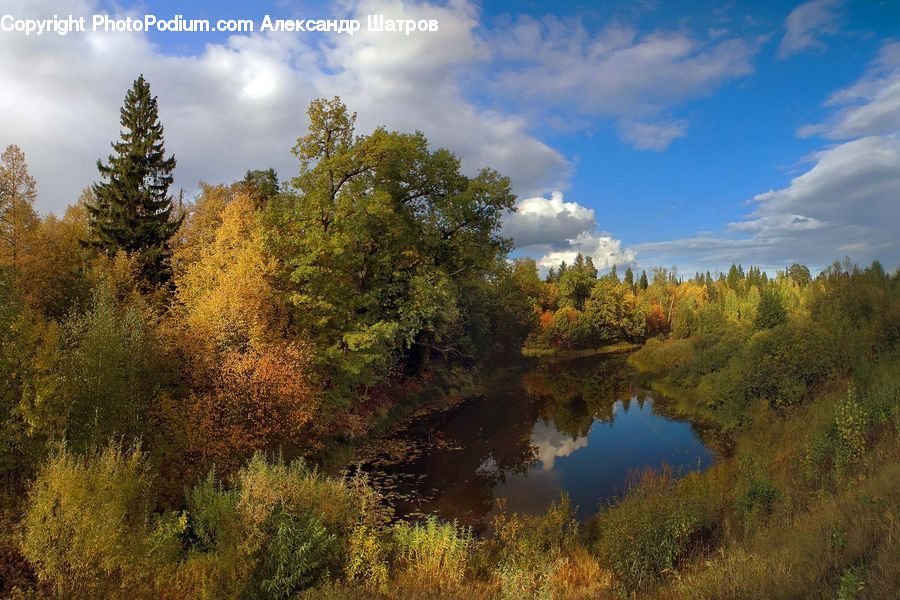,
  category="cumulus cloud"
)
[0,0,569,214]
[778,0,843,59]
[538,232,636,272]
[502,191,595,248]
[502,191,635,272]
[490,17,756,149]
